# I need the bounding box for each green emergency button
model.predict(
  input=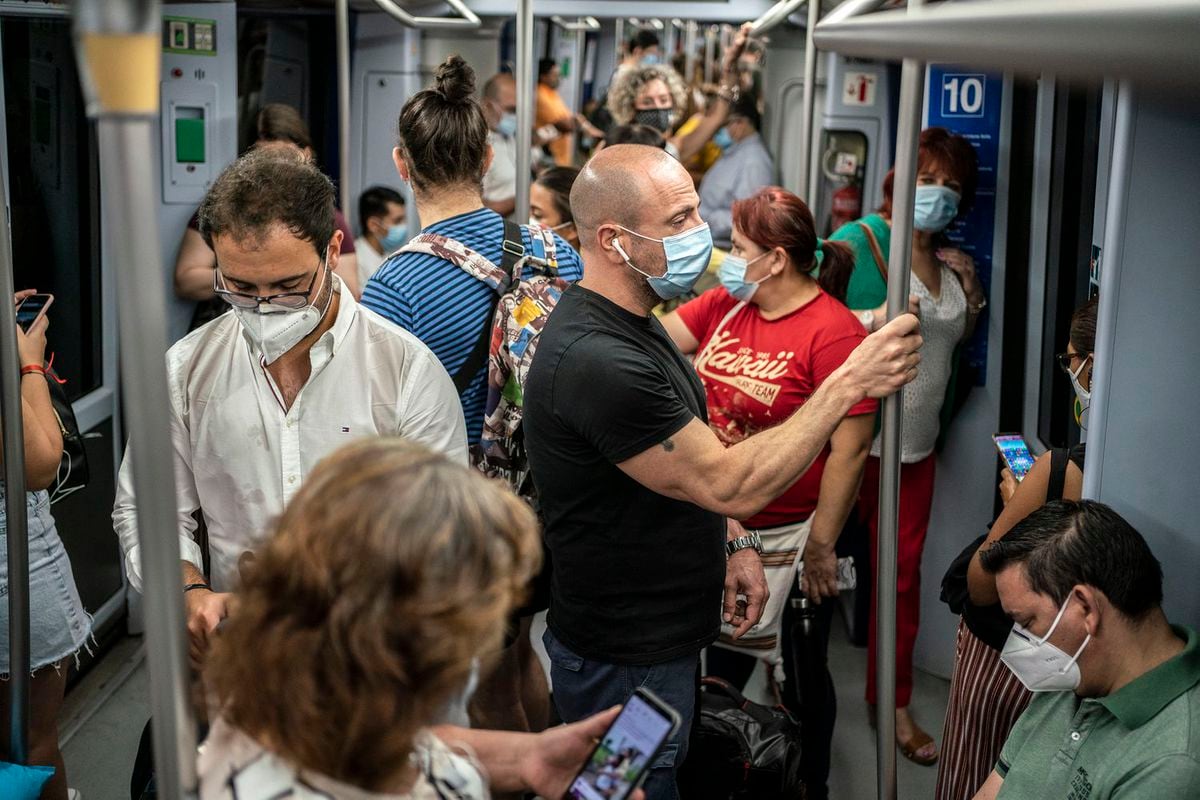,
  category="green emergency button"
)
[175,117,206,163]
